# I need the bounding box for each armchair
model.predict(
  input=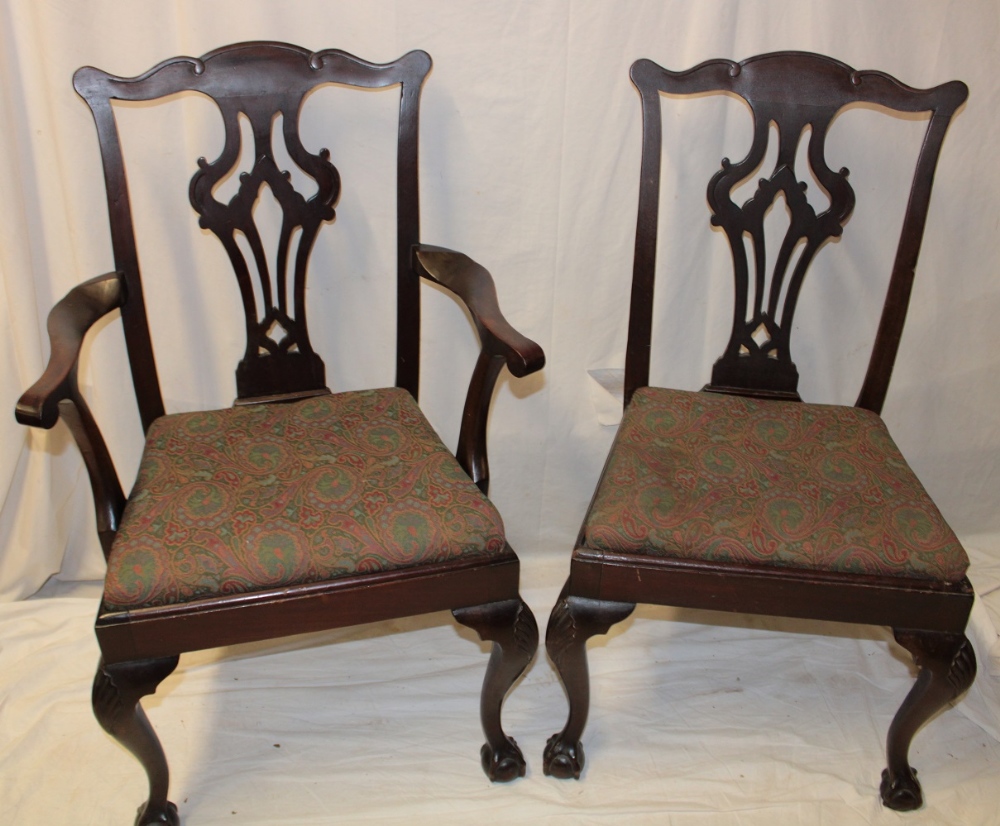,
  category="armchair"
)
[16,42,543,825]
